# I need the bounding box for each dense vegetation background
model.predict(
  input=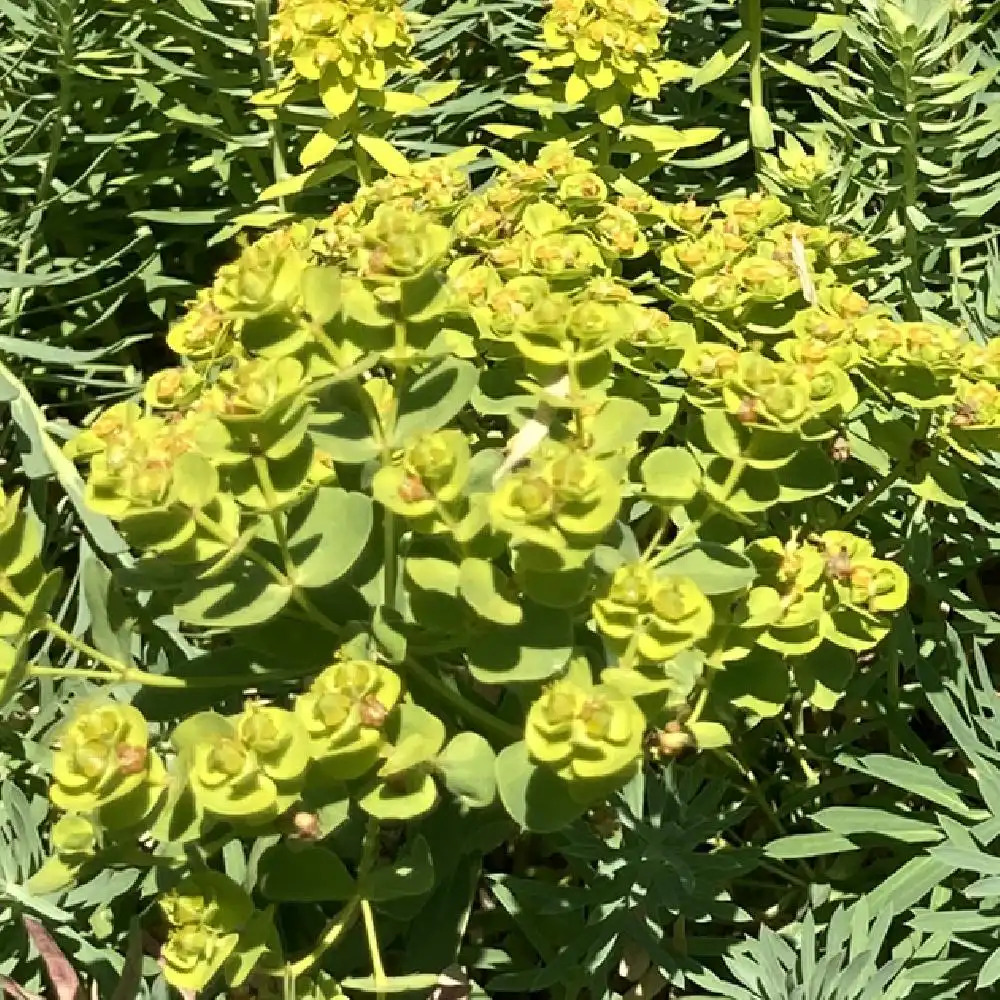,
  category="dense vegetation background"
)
[5,1,1000,999]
